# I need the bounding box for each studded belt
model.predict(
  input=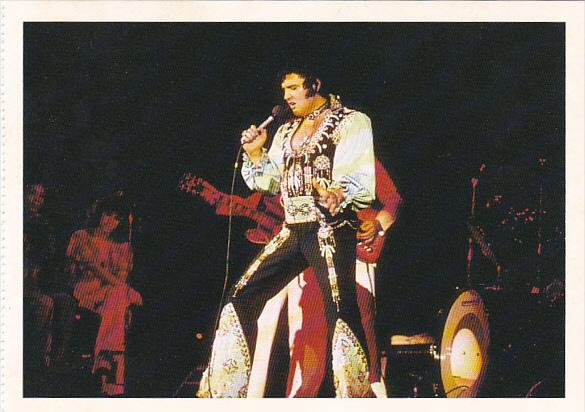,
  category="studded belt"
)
[283,195,317,224]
